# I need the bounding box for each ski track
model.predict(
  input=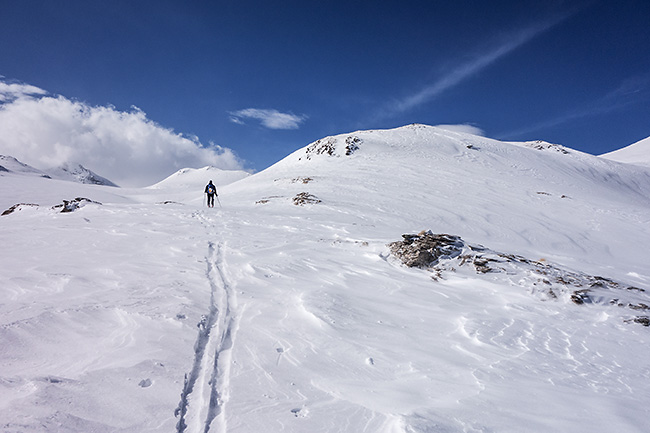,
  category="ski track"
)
[175,217,238,433]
